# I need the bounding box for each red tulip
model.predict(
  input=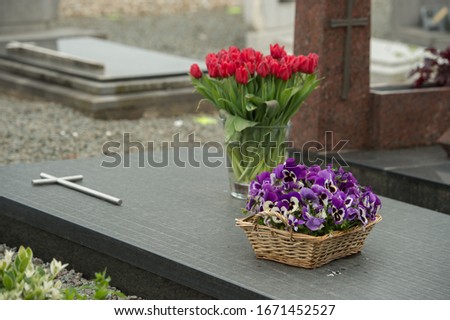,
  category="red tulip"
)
[276,64,292,81]
[217,49,228,60]
[226,61,236,76]
[235,66,249,84]
[190,64,202,79]
[306,53,319,74]
[254,51,263,64]
[208,62,220,78]
[269,59,280,76]
[240,47,257,63]
[256,60,270,78]
[205,53,218,69]
[270,43,287,60]
[219,61,230,78]
[281,55,296,72]
[246,61,256,75]
[295,55,309,74]
[228,46,241,61]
